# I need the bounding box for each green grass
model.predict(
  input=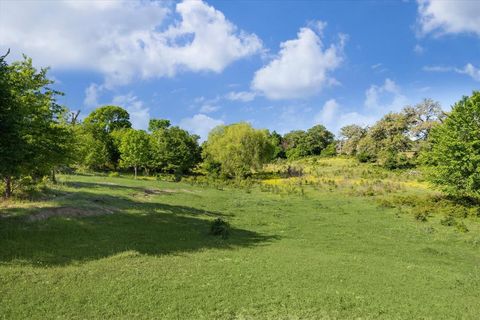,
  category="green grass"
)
[1,167,479,319]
